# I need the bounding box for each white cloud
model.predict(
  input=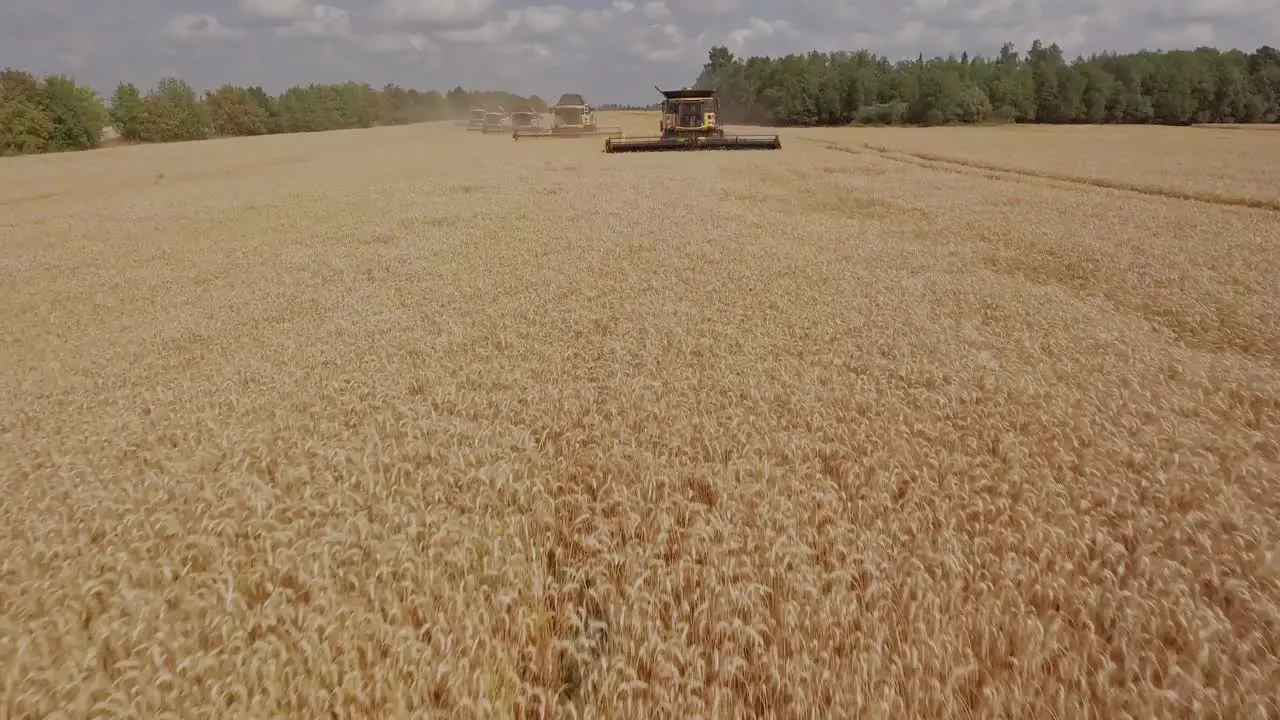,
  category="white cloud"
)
[727,17,791,52]
[617,20,706,64]
[643,2,671,19]
[377,0,495,26]
[438,8,520,43]
[274,4,350,39]
[522,5,572,33]
[362,30,436,54]
[963,0,1018,22]
[666,0,739,17]
[578,7,617,32]
[161,13,246,42]
[915,0,952,12]
[1151,21,1218,48]
[238,0,312,22]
